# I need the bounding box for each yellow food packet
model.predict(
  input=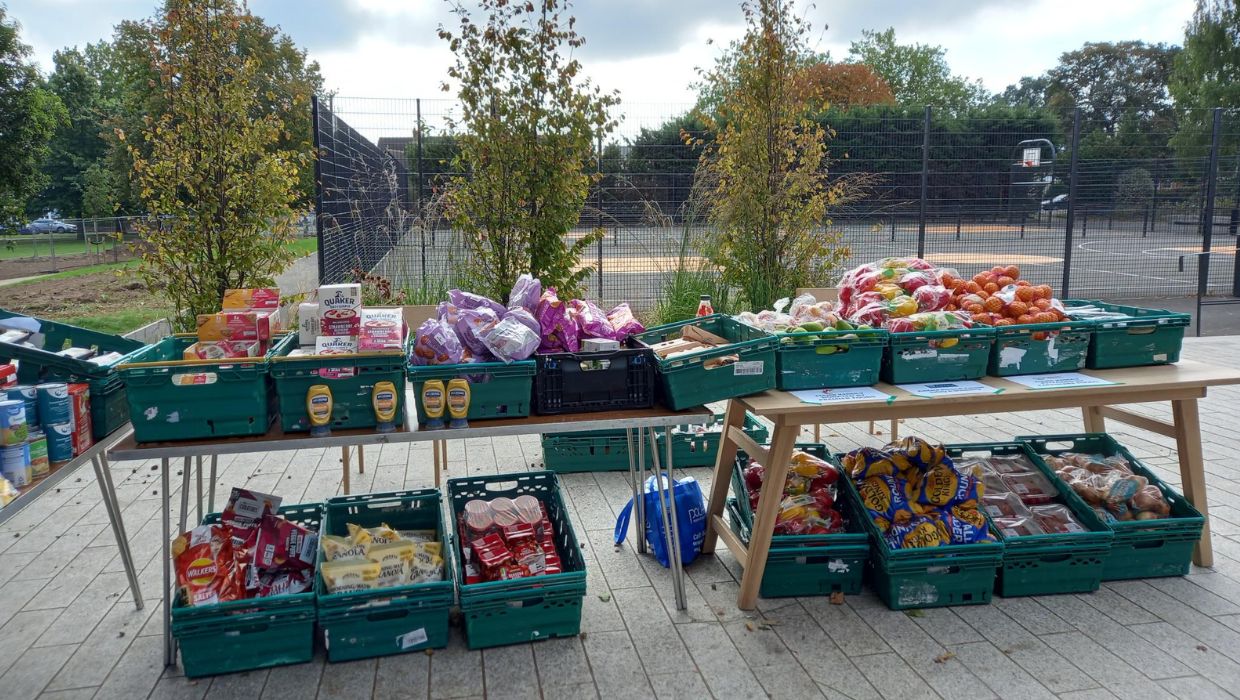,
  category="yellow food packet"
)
[346,522,401,547]
[322,534,368,562]
[321,558,381,594]
[367,541,414,588]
